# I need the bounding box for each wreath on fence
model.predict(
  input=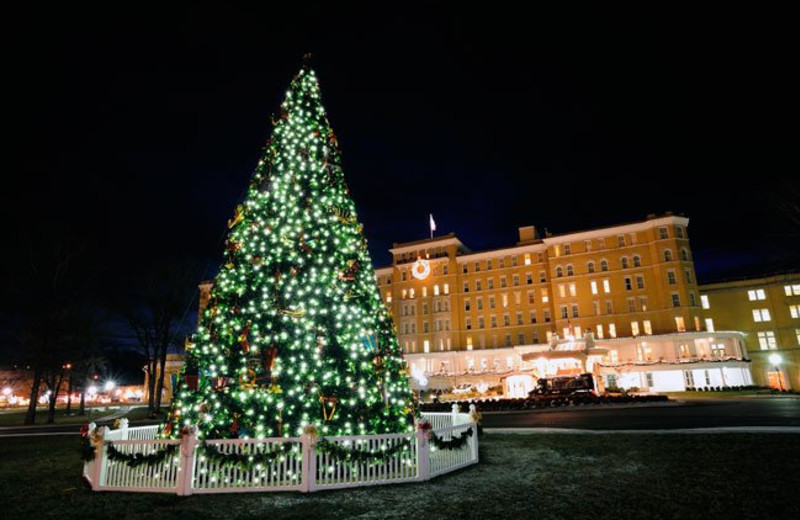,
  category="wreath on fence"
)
[106,442,179,467]
[315,437,413,465]
[430,427,473,450]
[196,441,296,472]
